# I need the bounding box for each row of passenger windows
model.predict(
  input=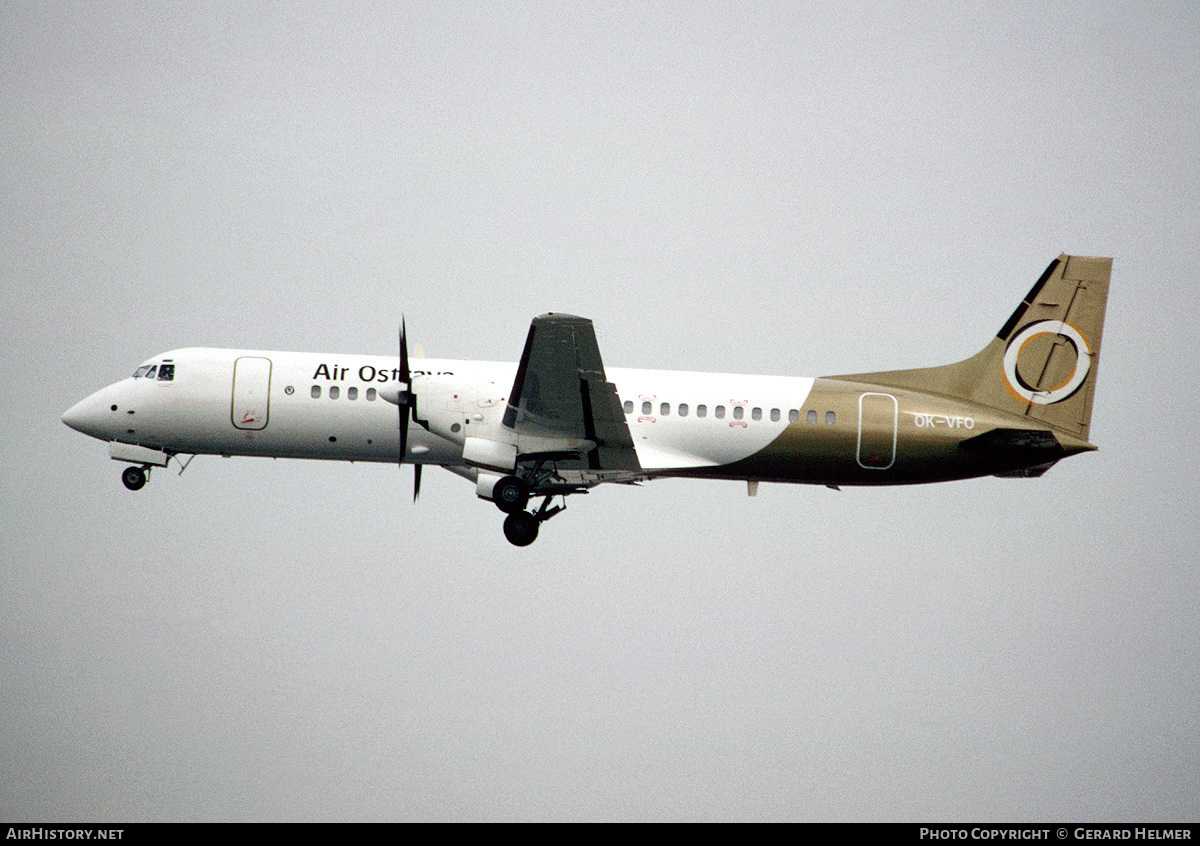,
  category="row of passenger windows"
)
[304,385,837,425]
[622,400,836,425]
[310,385,377,401]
